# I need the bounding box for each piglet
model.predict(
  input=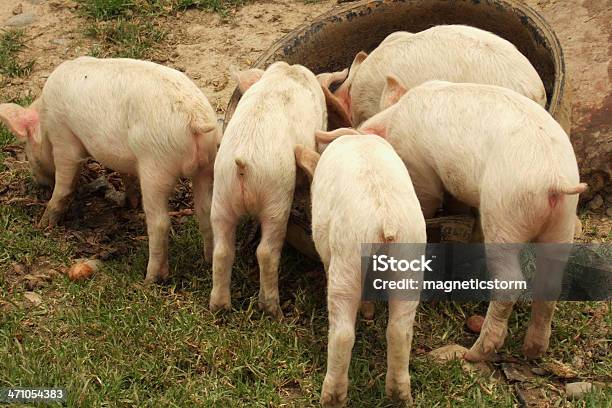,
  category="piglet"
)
[321,25,547,127]
[0,57,219,283]
[209,62,327,318]
[318,78,586,362]
[295,134,426,407]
